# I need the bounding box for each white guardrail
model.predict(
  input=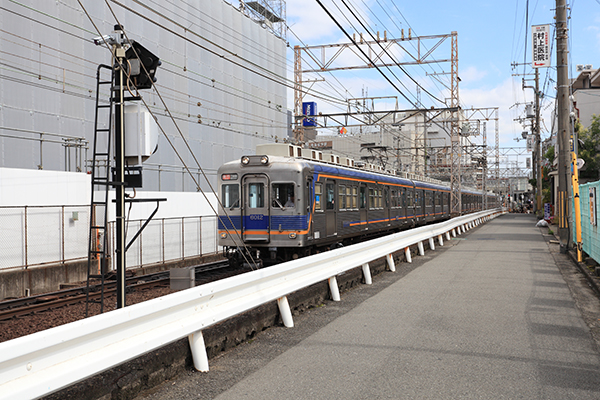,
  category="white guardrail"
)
[0,209,504,399]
